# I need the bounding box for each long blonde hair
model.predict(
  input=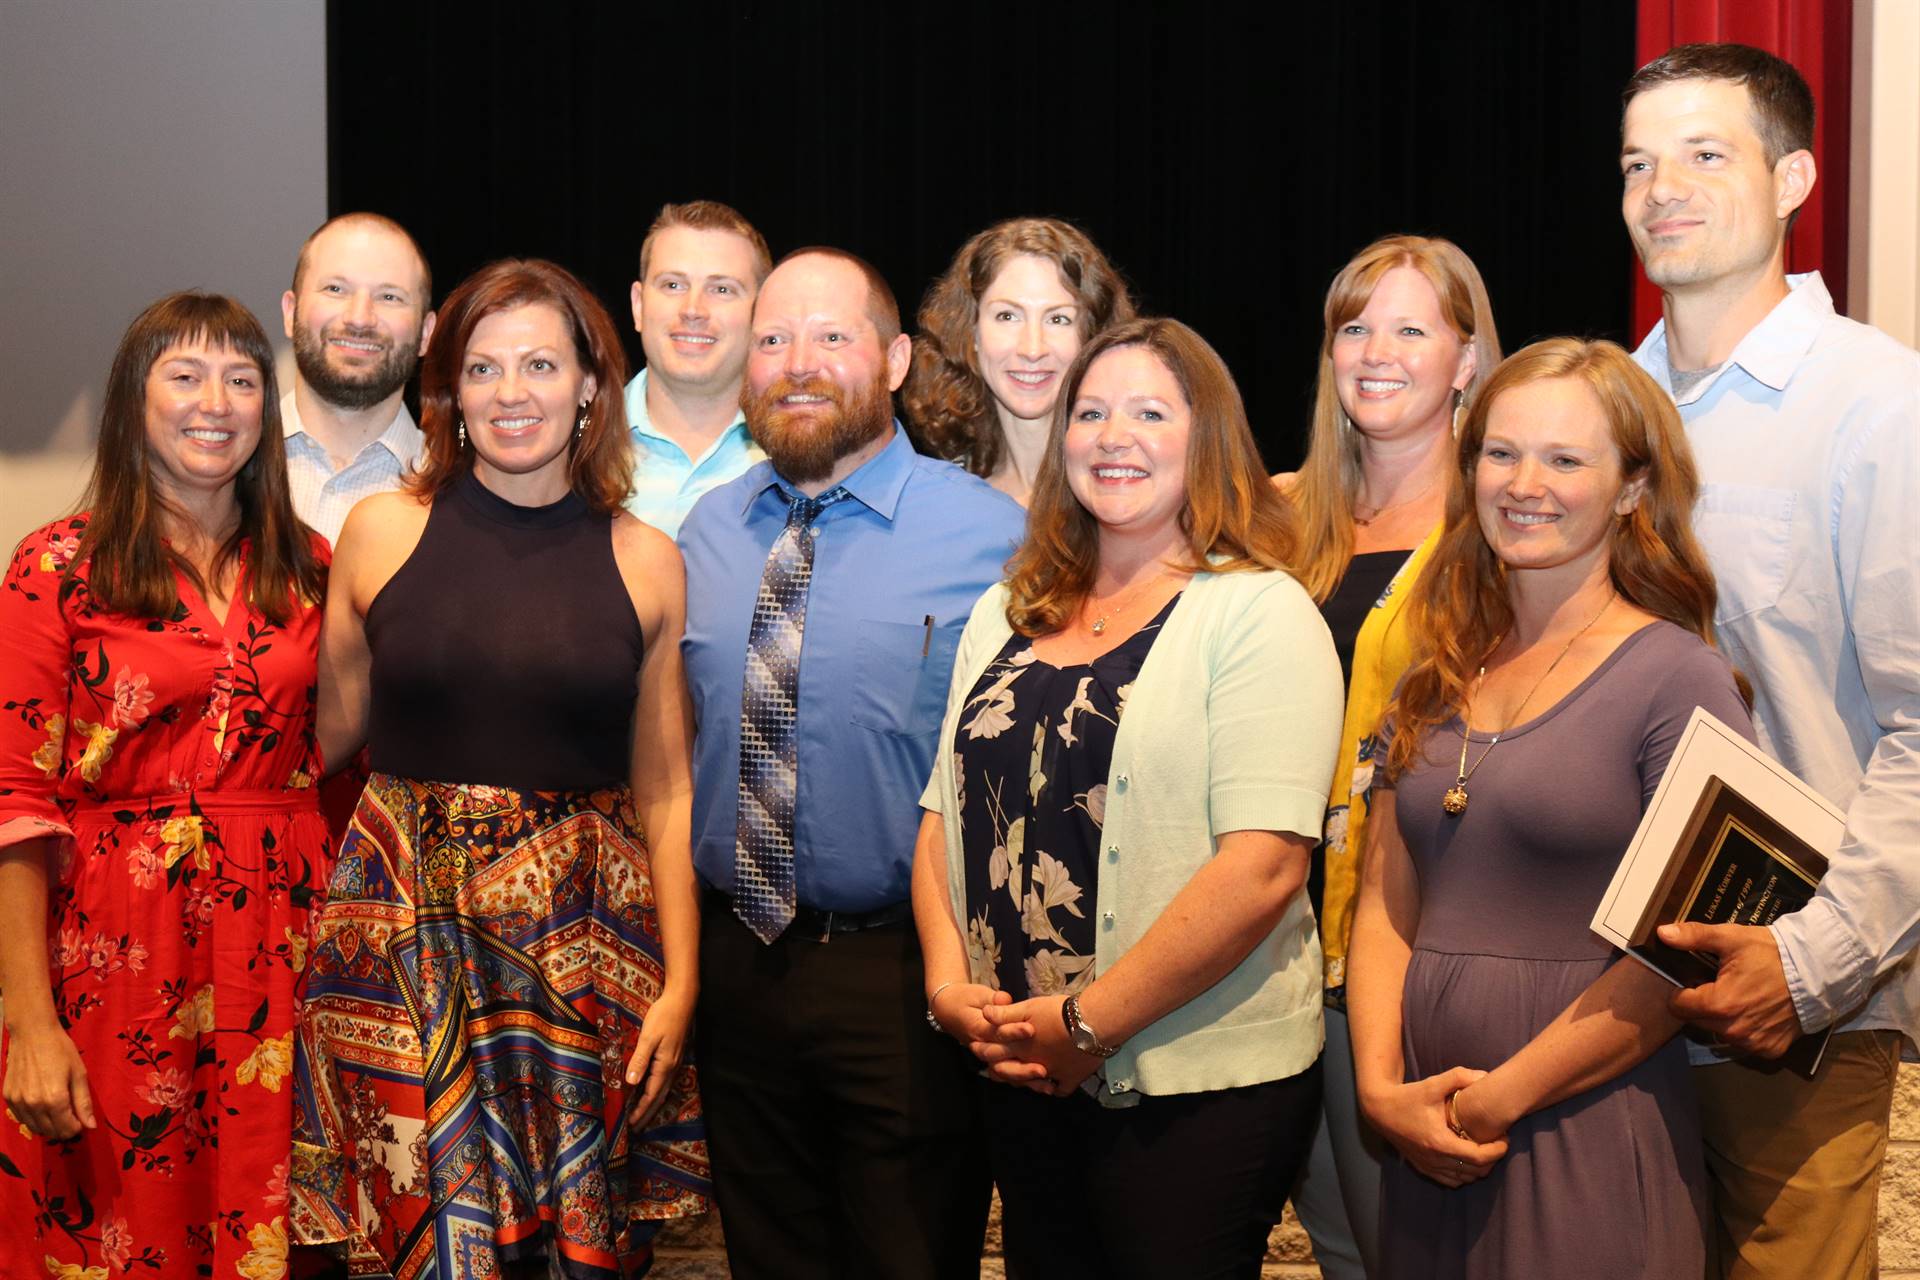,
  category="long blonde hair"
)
[1291,235,1502,602]
[1383,338,1742,777]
